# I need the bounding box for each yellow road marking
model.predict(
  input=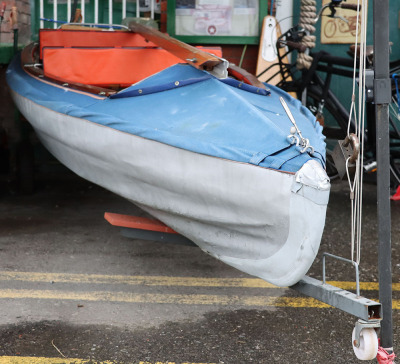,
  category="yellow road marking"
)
[1,288,398,309]
[0,357,113,364]
[0,288,331,308]
[0,357,213,364]
[0,271,275,288]
[0,271,396,291]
